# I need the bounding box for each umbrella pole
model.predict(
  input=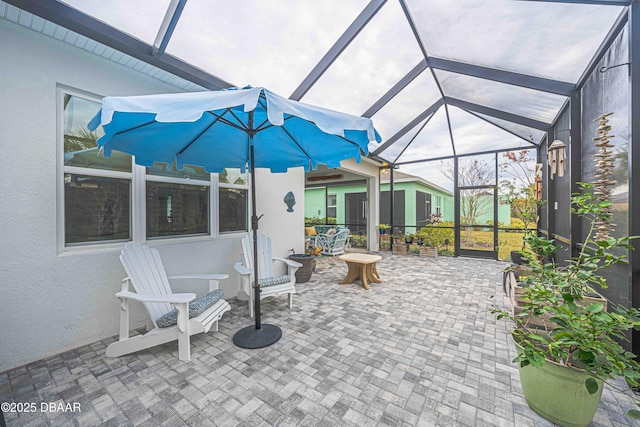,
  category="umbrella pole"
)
[251,143,261,331]
[233,116,282,349]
